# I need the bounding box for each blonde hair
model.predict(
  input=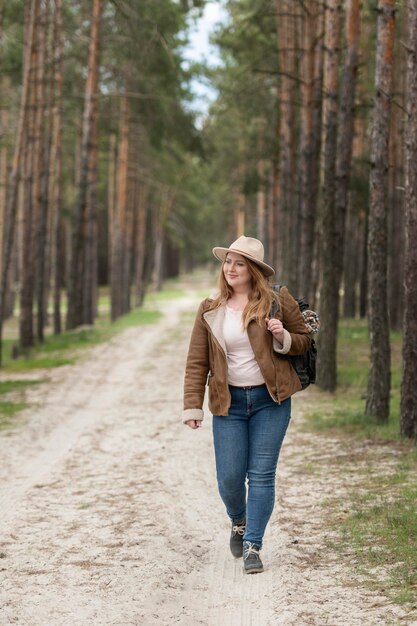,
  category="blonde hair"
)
[209,256,280,329]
